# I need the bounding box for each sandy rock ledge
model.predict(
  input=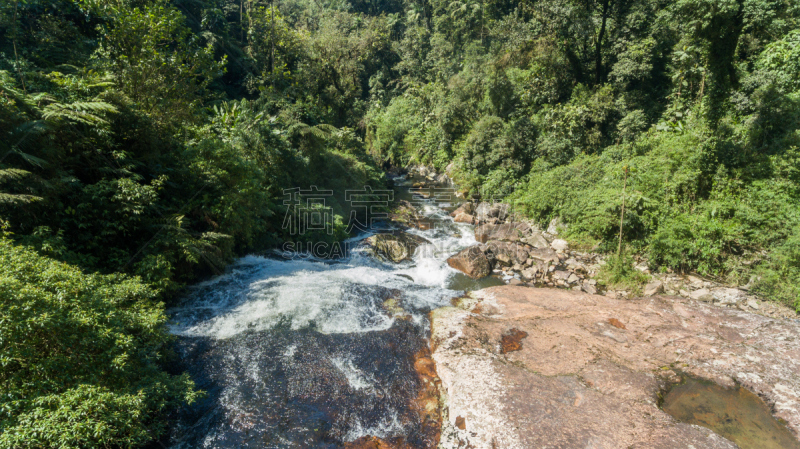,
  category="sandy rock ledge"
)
[430,286,800,449]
